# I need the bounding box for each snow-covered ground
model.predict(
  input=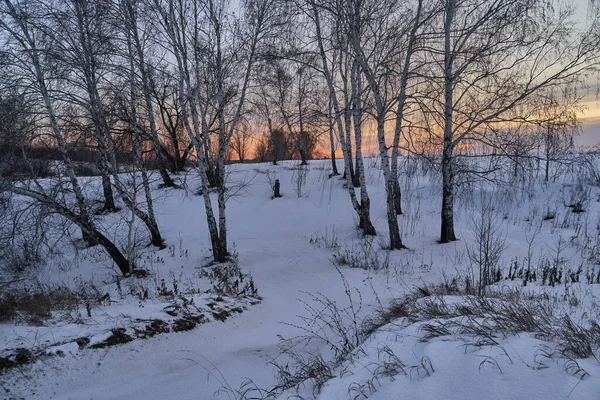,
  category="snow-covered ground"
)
[1,157,600,399]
